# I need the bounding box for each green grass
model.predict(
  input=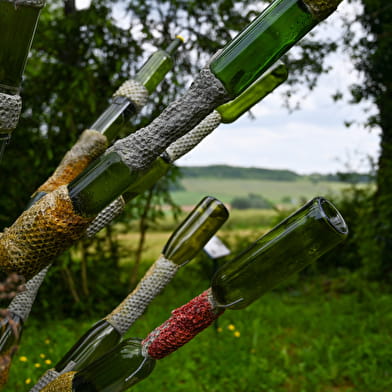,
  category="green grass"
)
[172,178,352,206]
[7,267,392,391]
